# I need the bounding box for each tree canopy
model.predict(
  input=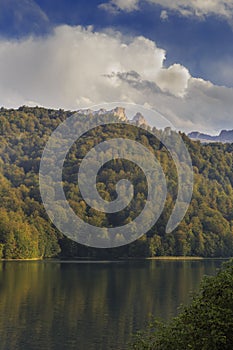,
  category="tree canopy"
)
[131,259,233,349]
[0,106,233,259]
